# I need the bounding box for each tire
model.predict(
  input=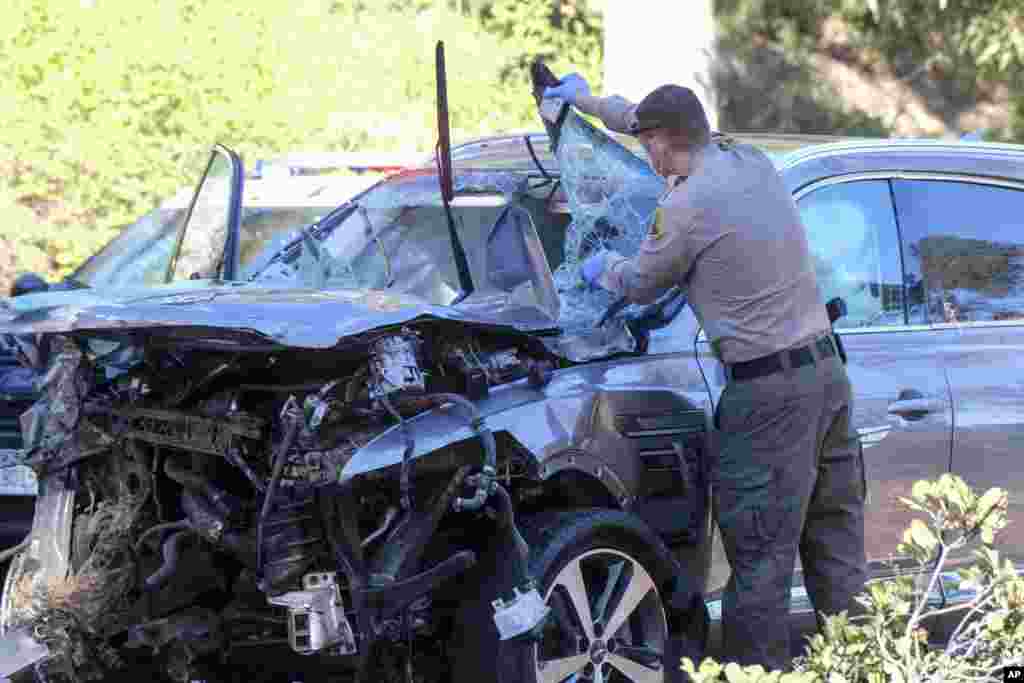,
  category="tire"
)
[521,509,675,683]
